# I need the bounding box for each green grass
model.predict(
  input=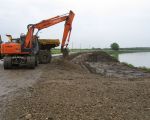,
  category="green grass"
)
[51,48,97,54]
[121,62,135,68]
[139,67,150,72]
[51,49,61,54]
[121,62,150,72]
